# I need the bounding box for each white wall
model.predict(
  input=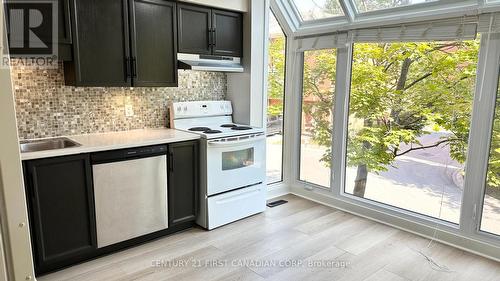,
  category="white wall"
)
[0,231,8,281]
[0,2,36,280]
[227,0,268,127]
[178,0,248,12]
